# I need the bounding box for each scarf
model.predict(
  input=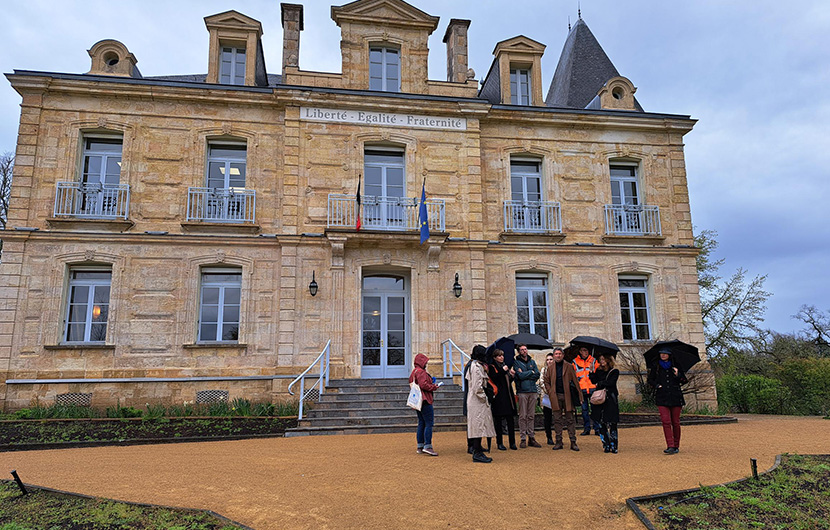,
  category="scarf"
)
[659,359,672,370]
